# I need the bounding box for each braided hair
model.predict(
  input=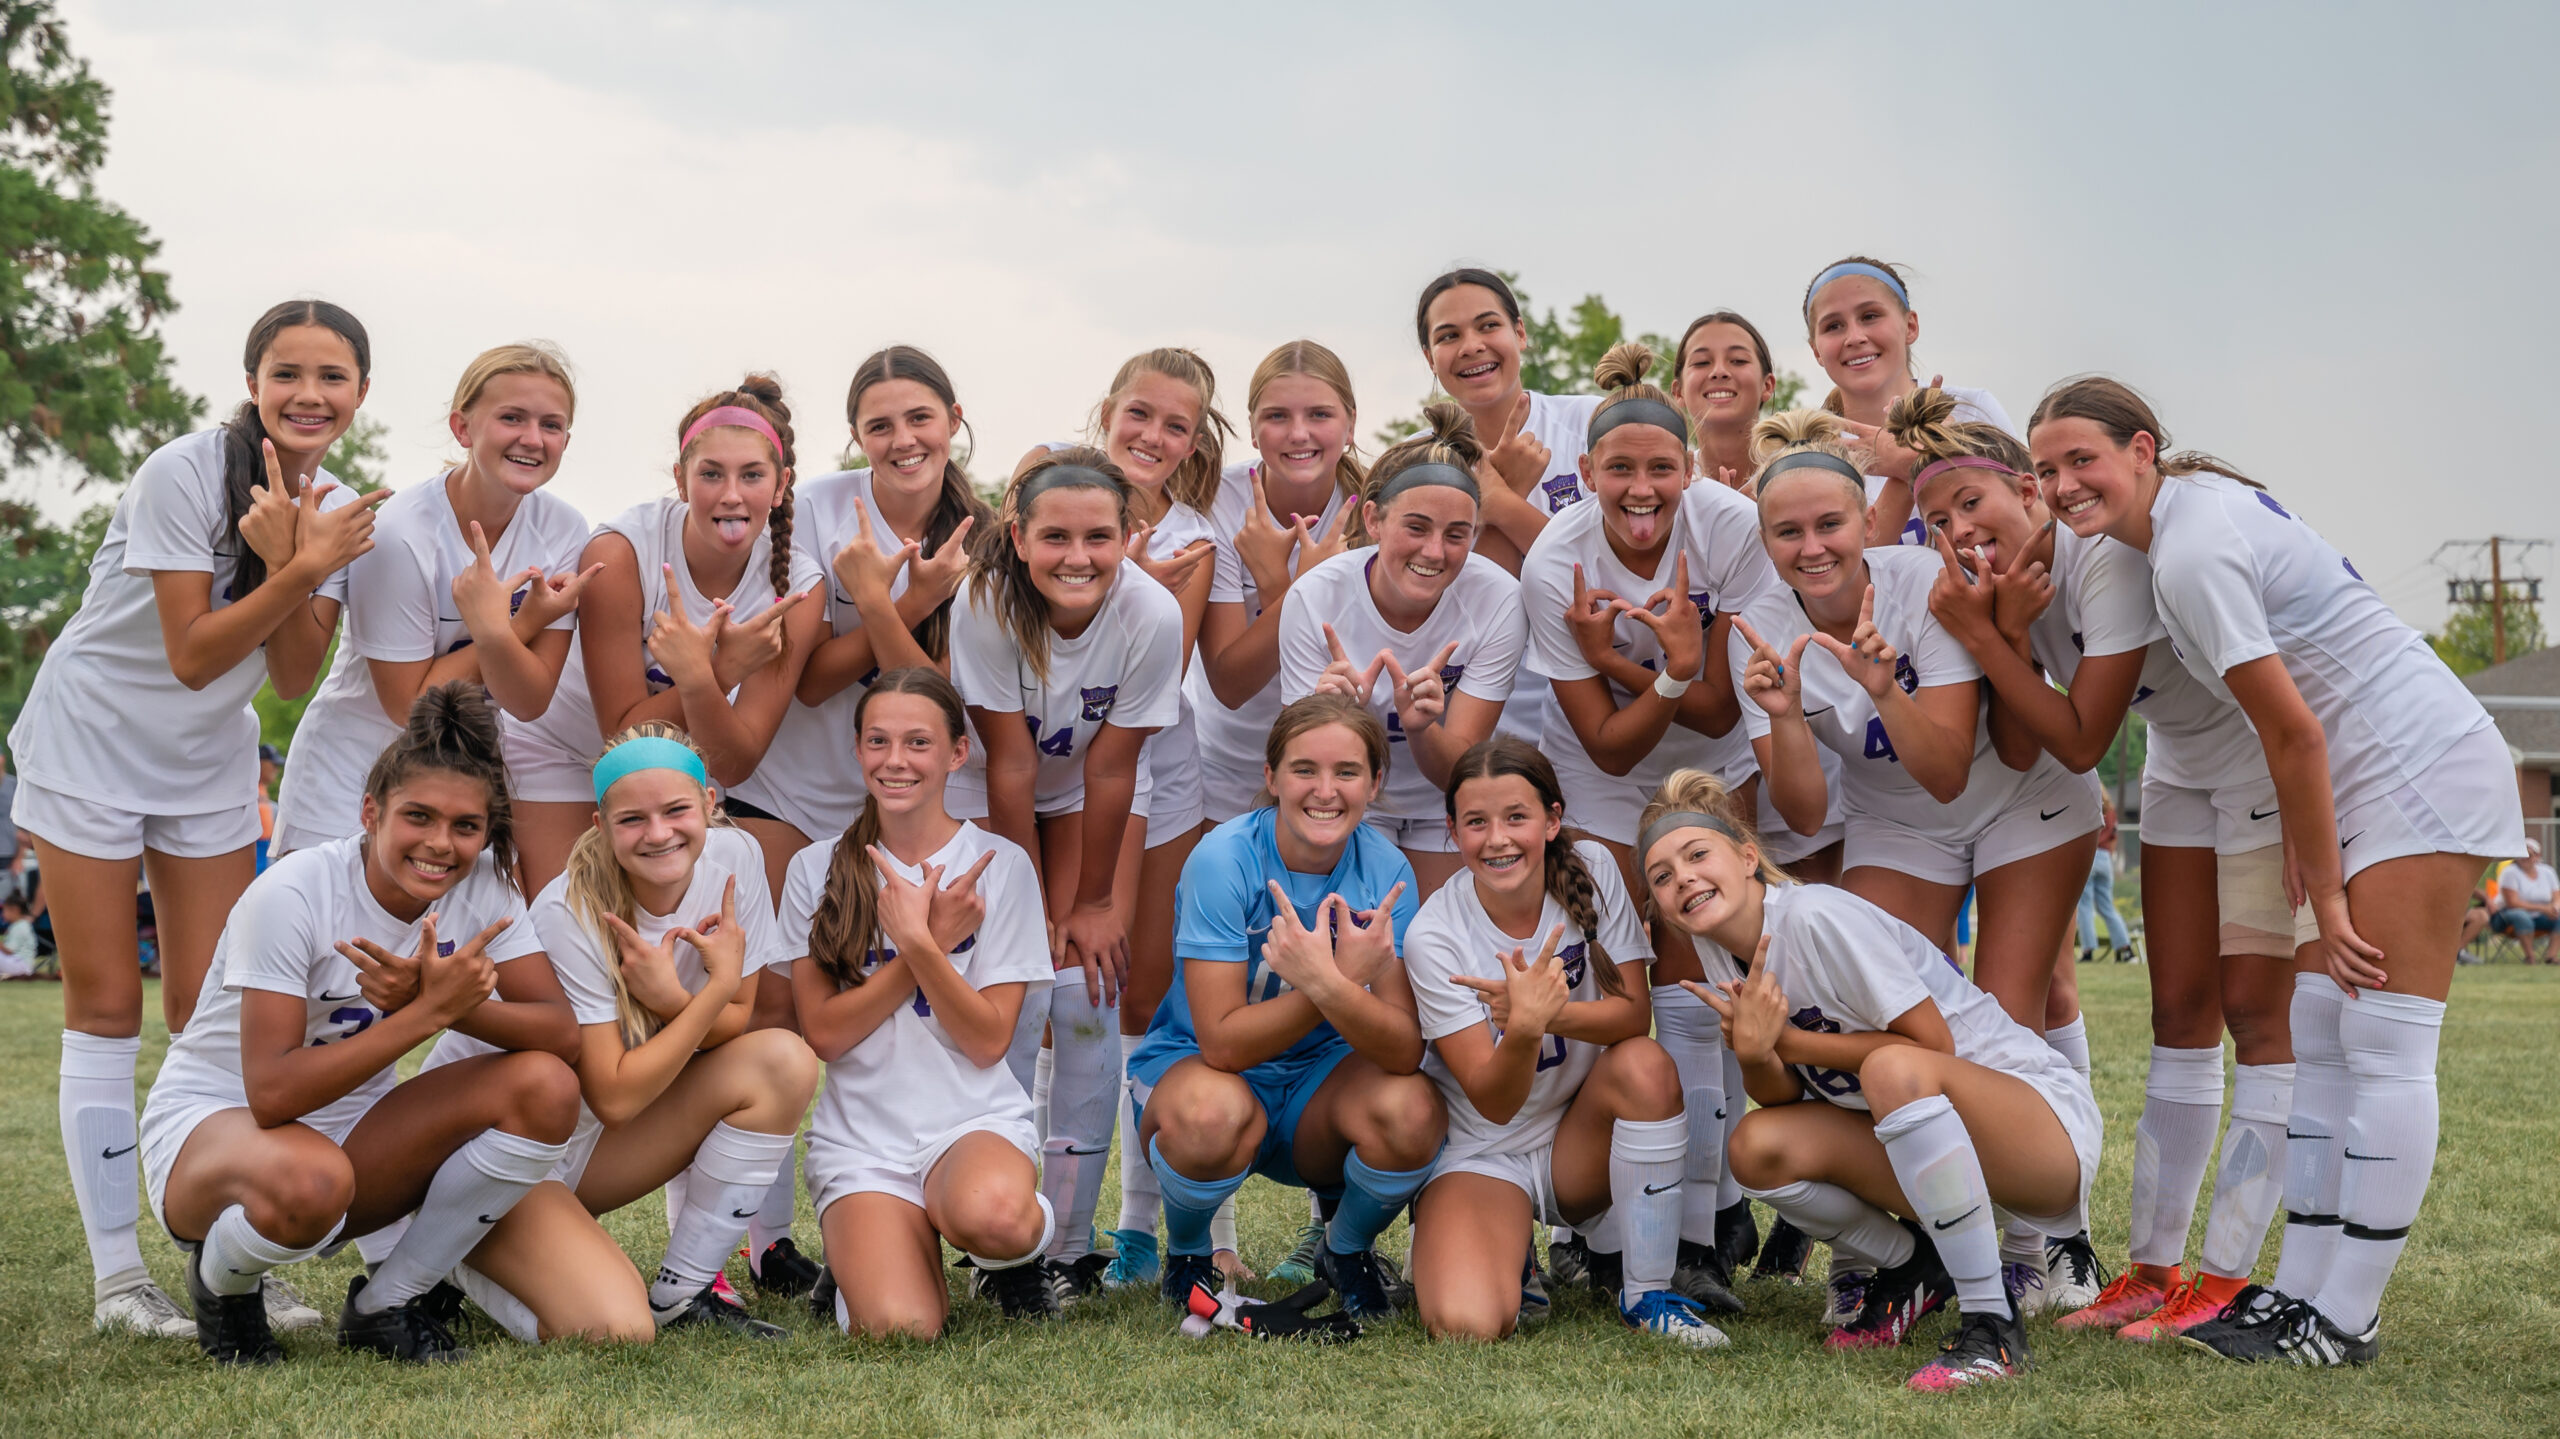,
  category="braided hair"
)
[1442,736,1629,999]
[676,373,799,596]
